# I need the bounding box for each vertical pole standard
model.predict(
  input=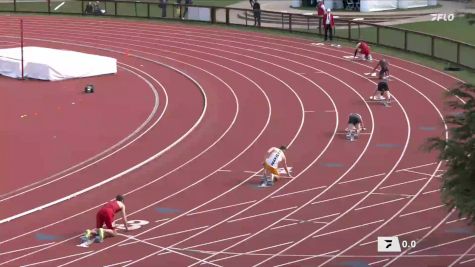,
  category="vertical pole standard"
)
[20,19,24,80]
